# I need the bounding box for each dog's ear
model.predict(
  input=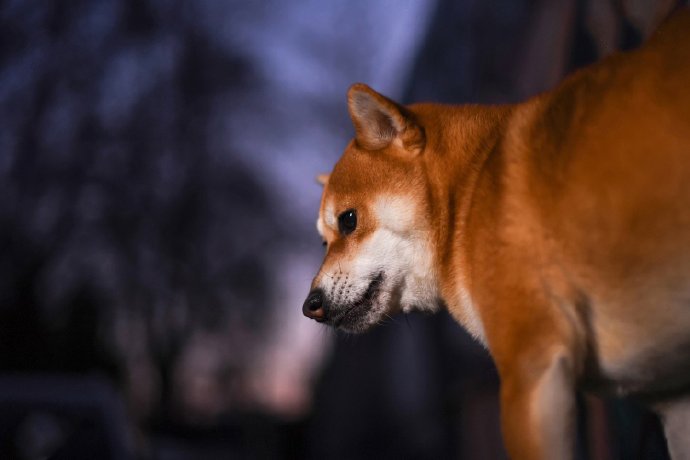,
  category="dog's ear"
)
[316,173,329,186]
[347,83,424,154]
